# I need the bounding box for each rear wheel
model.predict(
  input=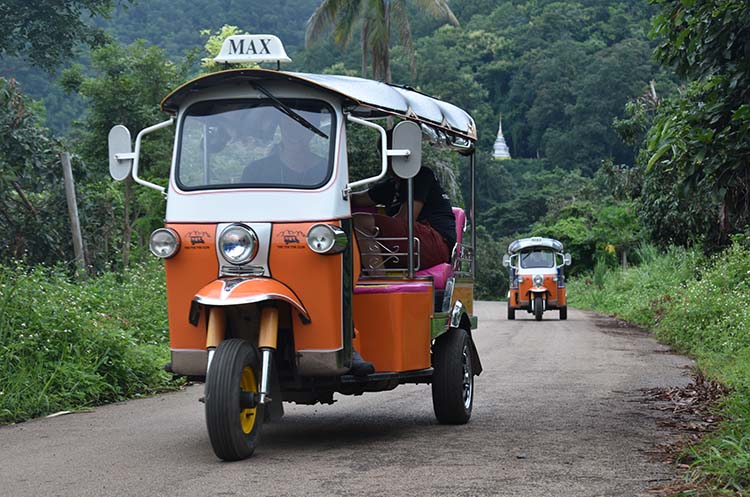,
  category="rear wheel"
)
[205,338,264,461]
[534,295,544,321]
[559,306,567,320]
[432,328,473,424]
